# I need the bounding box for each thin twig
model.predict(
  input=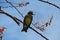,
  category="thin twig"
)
[38,0,60,9]
[0,2,18,4]
[29,27,48,40]
[1,6,19,8]
[5,0,24,17]
[0,10,48,40]
[0,9,20,25]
